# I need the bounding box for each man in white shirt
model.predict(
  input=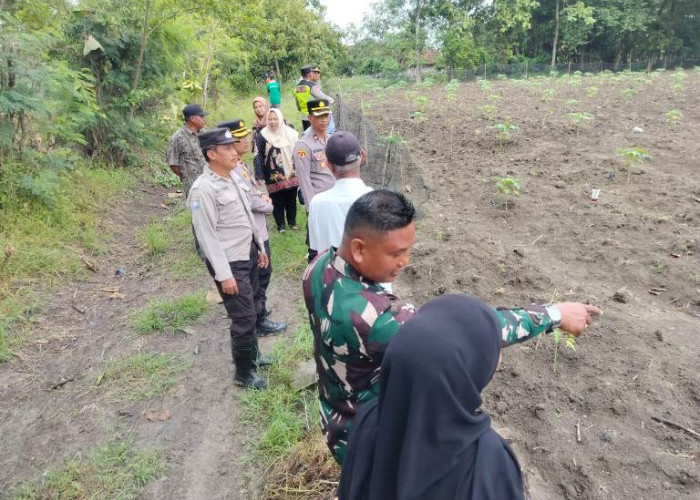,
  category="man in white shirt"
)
[308,131,373,255]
